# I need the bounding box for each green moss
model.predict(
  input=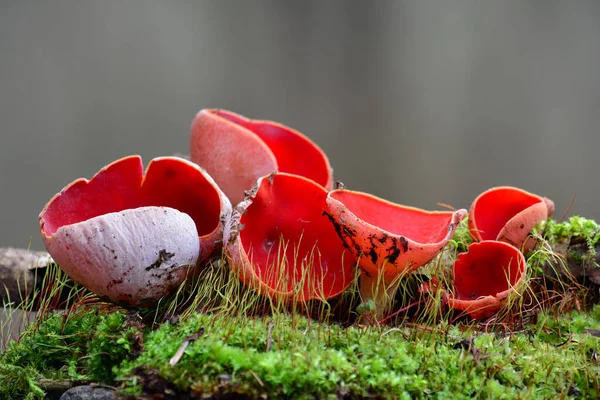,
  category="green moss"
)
[2,300,600,399]
[542,217,600,243]
[0,309,100,398]
[0,307,143,398]
[450,216,472,253]
[86,311,144,383]
[112,308,600,399]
